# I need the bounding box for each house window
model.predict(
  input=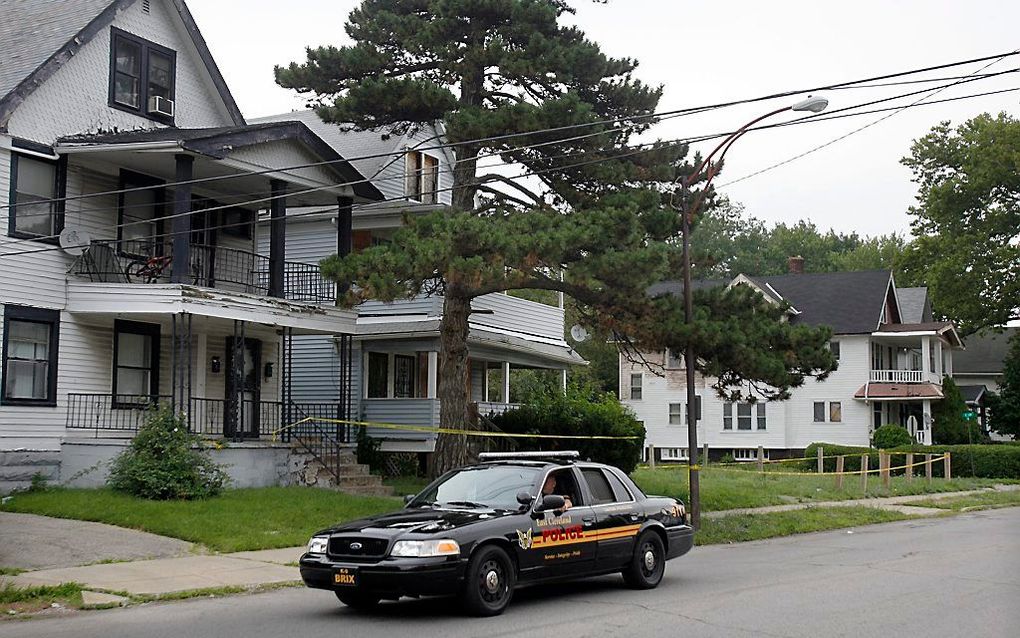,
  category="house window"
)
[723,401,758,430]
[871,343,883,370]
[813,402,825,422]
[112,320,159,406]
[756,403,766,430]
[668,403,682,425]
[723,402,732,430]
[733,448,768,461]
[405,151,438,204]
[2,305,59,406]
[829,401,842,423]
[665,348,683,369]
[8,153,65,242]
[109,28,176,122]
[393,354,417,398]
[829,340,840,360]
[367,352,389,398]
[220,208,254,239]
[117,171,165,254]
[660,447,688,461]
[629,374,642,400]
[737,402,752,430]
